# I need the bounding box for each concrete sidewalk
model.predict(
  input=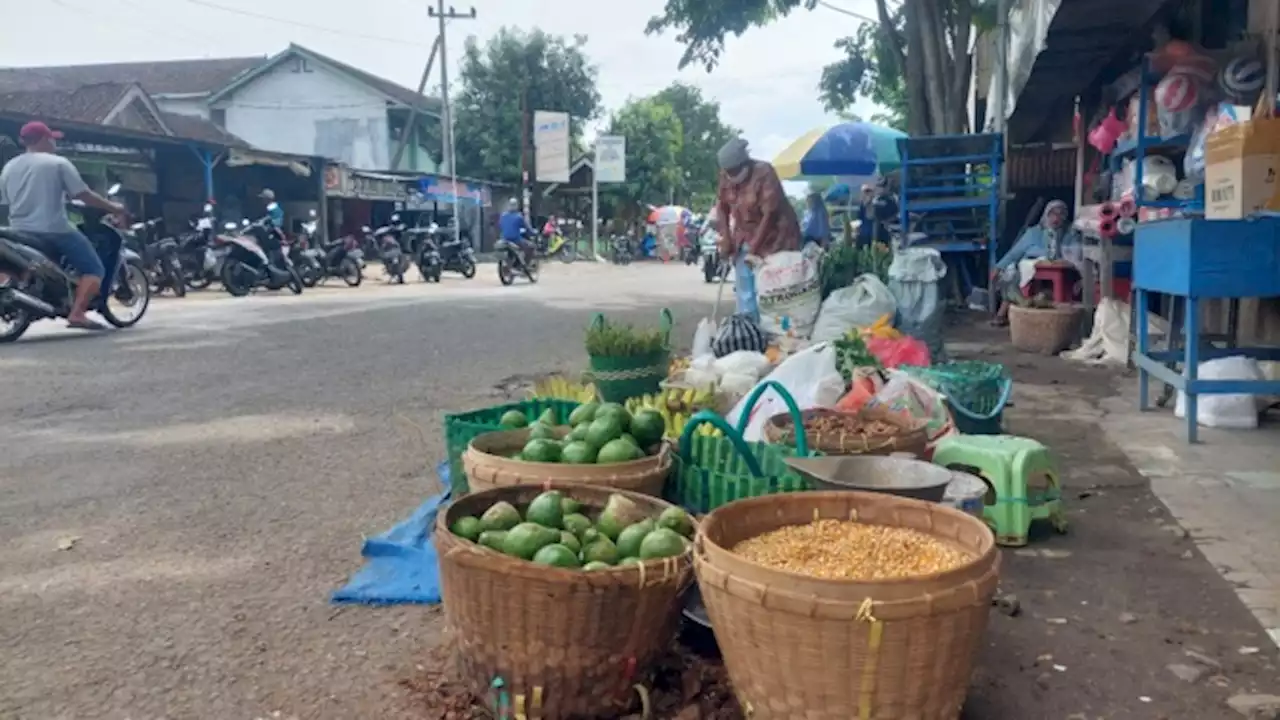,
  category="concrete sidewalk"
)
[1099,384,1280,649]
